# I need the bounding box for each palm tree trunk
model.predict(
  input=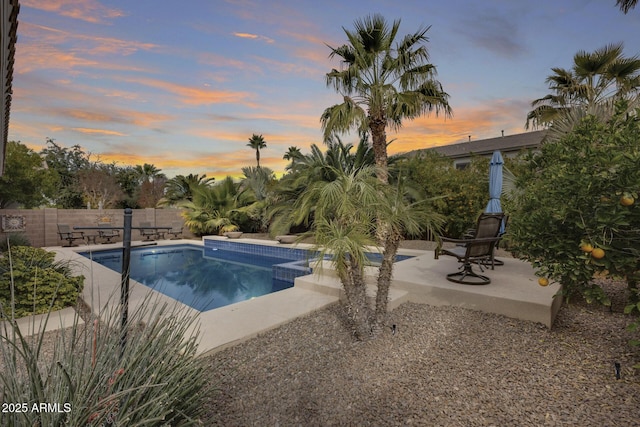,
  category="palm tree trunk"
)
[375,230,402,326]
[369,111,399,331]
[369,114,391,244]
[369,117,388,184]
[256,150,261,168]
[339,260,372,340]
